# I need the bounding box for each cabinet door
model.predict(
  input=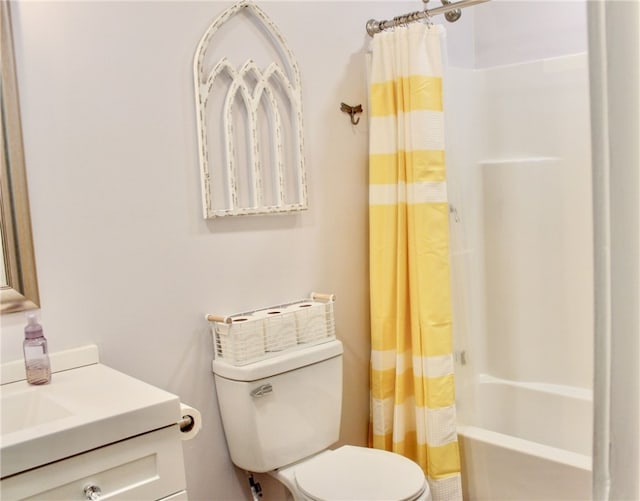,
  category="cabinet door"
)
[1,426,186,500]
